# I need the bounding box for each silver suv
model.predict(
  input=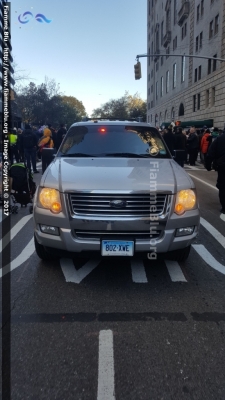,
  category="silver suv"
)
[33,120,200,262]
